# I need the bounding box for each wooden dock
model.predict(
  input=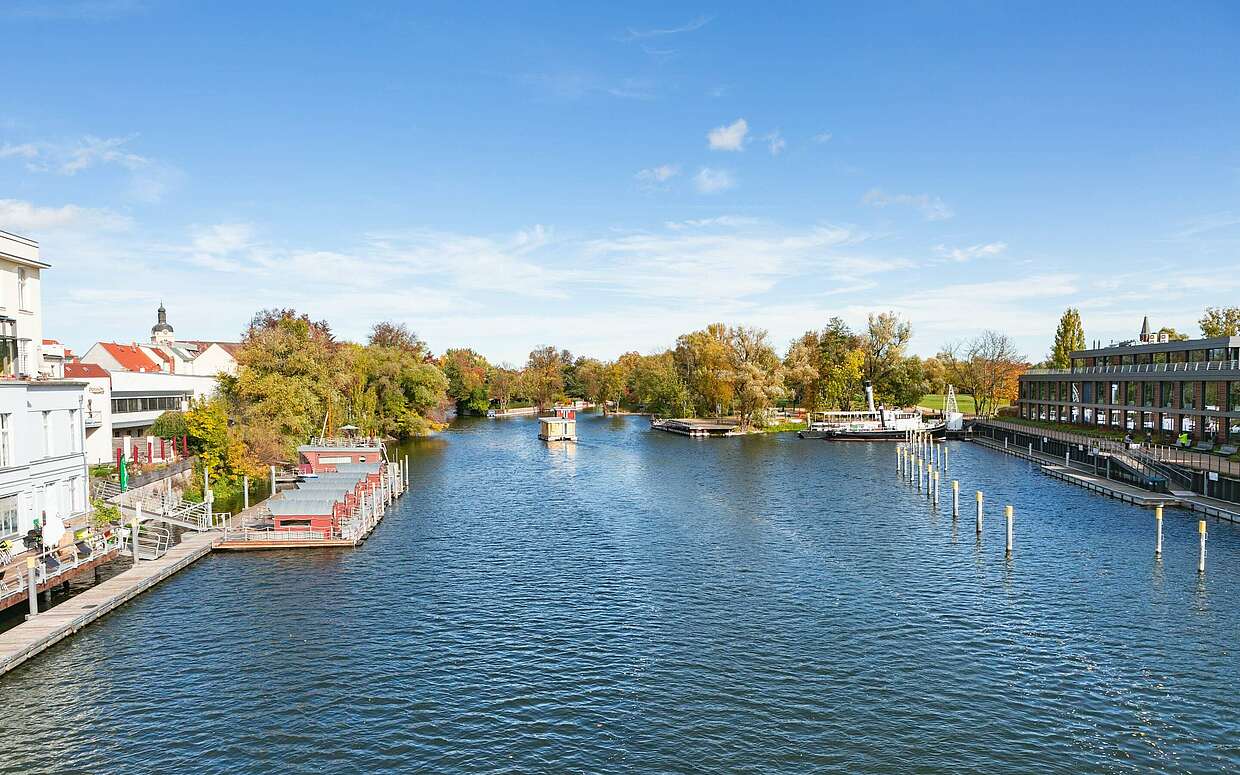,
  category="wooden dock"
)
[0,530,221,677]
[969,436,1240,522]
[651,418,740,437]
